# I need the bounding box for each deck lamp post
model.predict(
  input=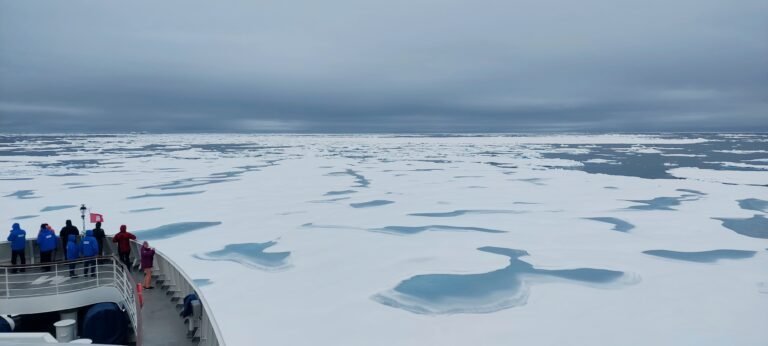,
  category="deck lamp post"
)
[80,204,87,234]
